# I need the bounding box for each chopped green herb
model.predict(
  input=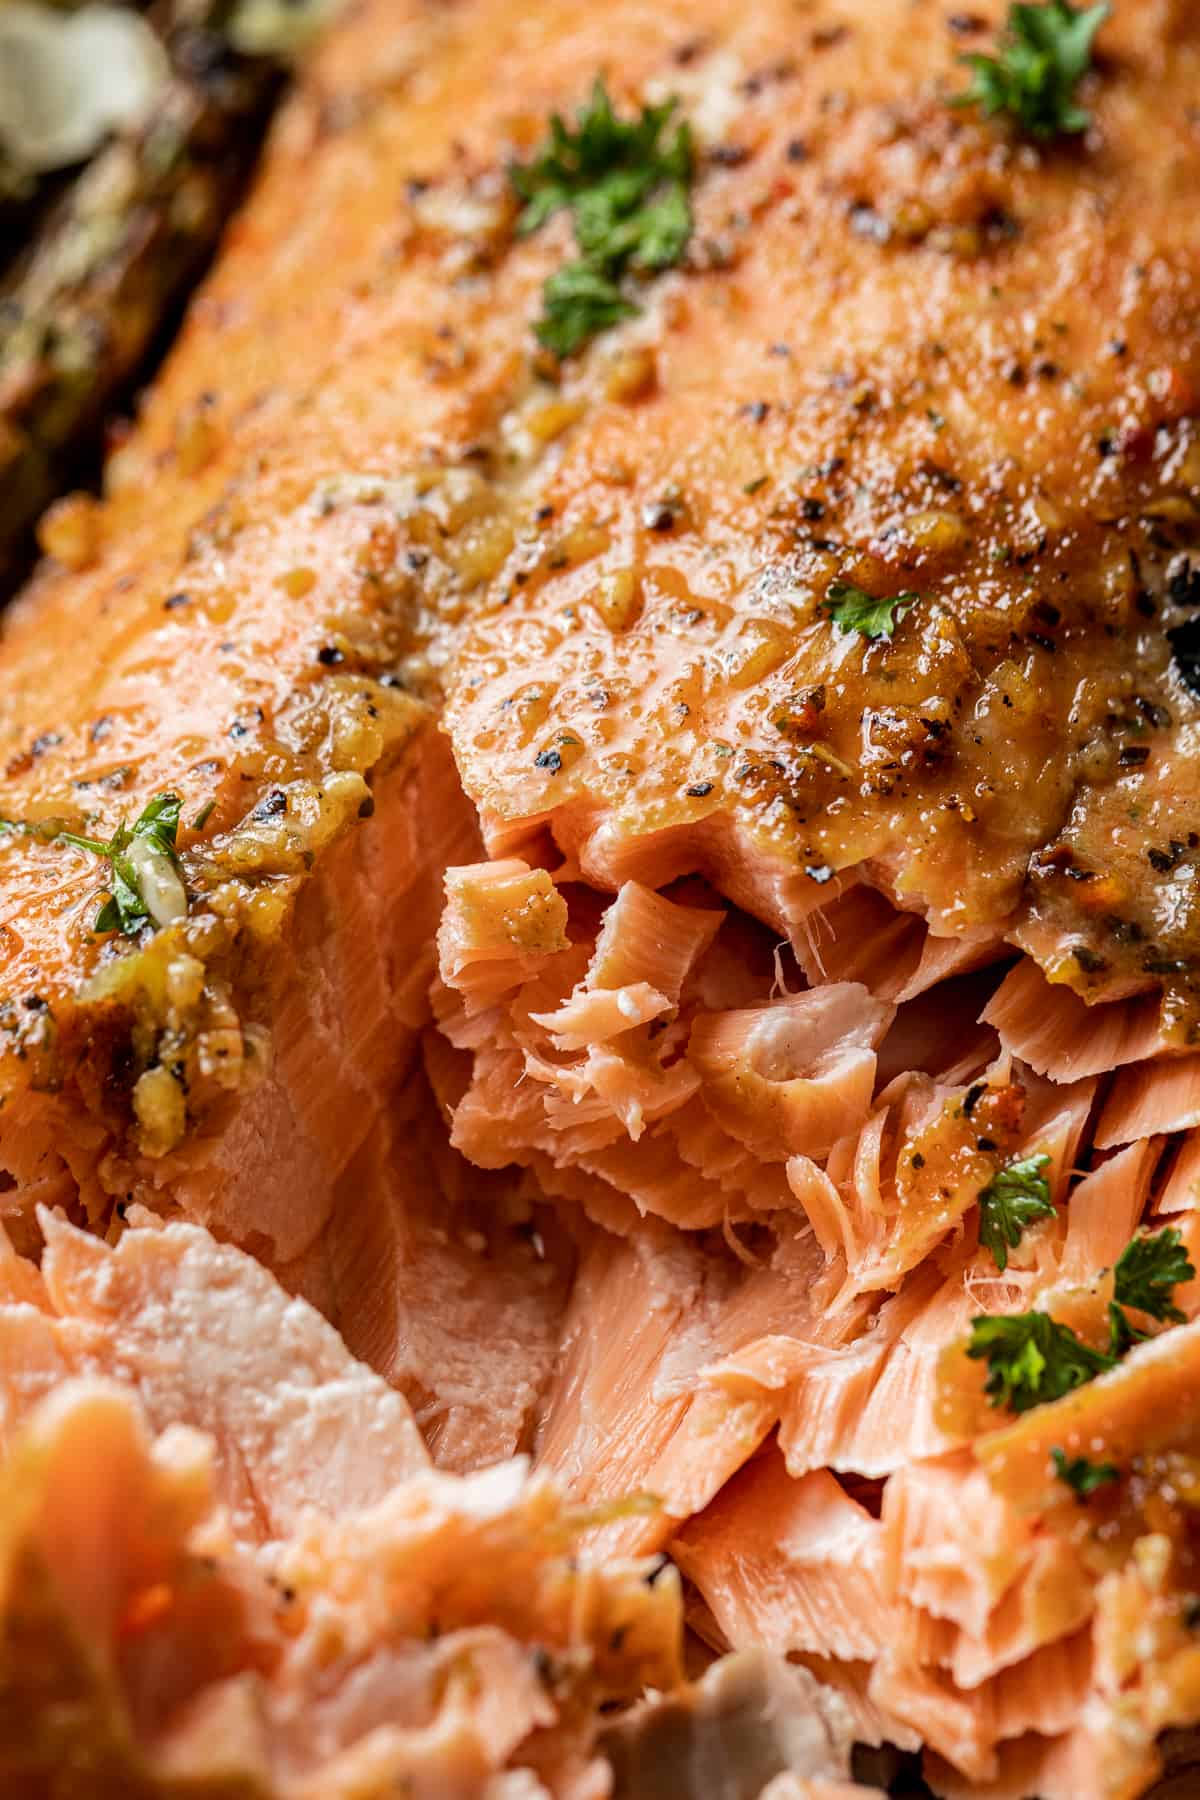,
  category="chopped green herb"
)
[977,1152,1055,1272]
[955,1,1109,139]
[191,798,216,832]
[967,1309,1114,1413]
[537,262,636,357]
[1112,1225,1194,1326]
[823,581,920,641]
[969,1224,1195,1415]
[86,792,185,936]
[1051,1447,1119,1499]
[2,794,186,936]
[510,79,694,355]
